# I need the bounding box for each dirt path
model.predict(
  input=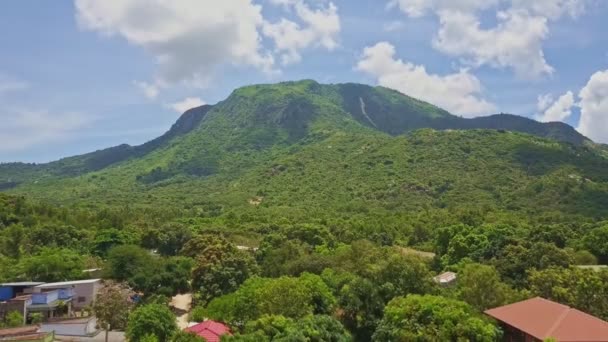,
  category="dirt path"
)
[171,293,193,329]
